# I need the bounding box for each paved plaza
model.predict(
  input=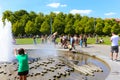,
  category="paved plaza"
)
[14,44,120,80]
[76,44,120,80]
